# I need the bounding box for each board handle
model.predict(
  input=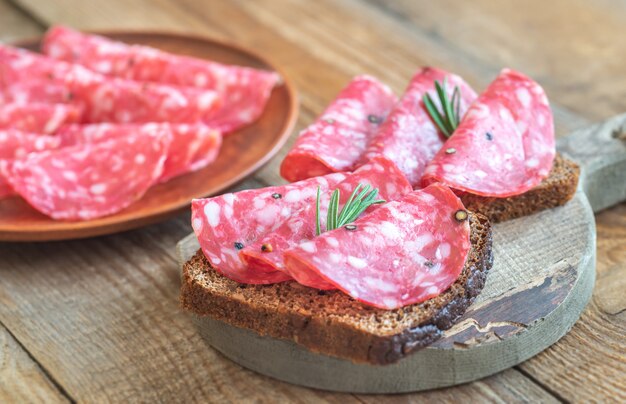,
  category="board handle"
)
[557,113,626,213]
